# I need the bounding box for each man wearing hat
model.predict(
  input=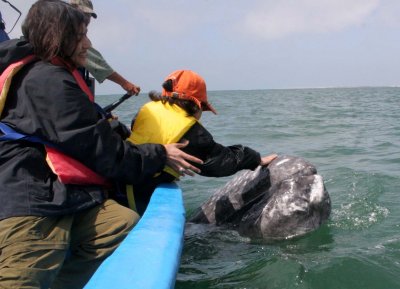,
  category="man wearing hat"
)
[125,70,278,215]
[70,0,140,95]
